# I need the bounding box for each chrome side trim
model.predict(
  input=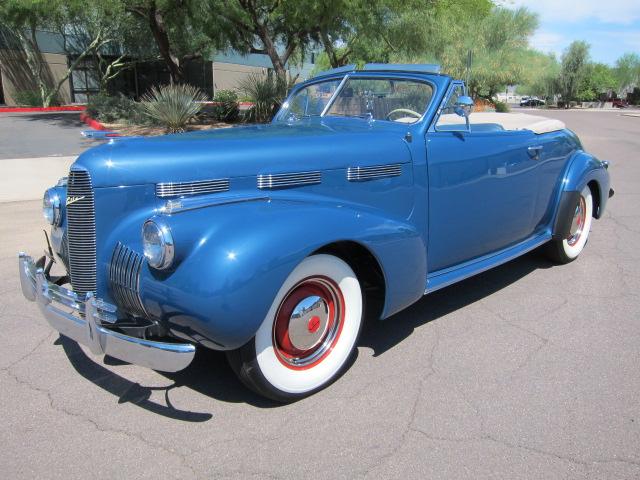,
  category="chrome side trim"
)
[109,243,147,318]
[156,178,230,198]
[425,232,552,294]
[257,171,321,189]
[347,164,402,182]
[18,253,195,372]
[159,194,270,215]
